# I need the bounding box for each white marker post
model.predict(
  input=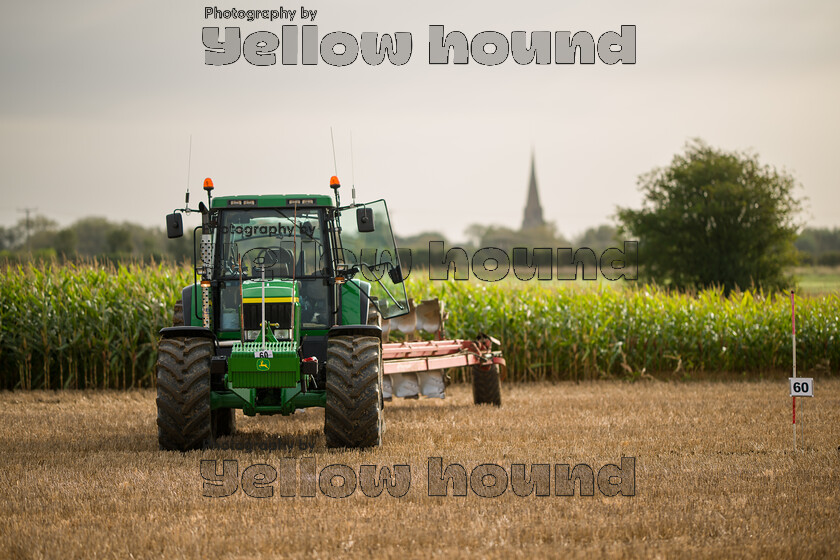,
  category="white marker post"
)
[788,290,814,452]
[791,290,796,451]
[790,377,813,451]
